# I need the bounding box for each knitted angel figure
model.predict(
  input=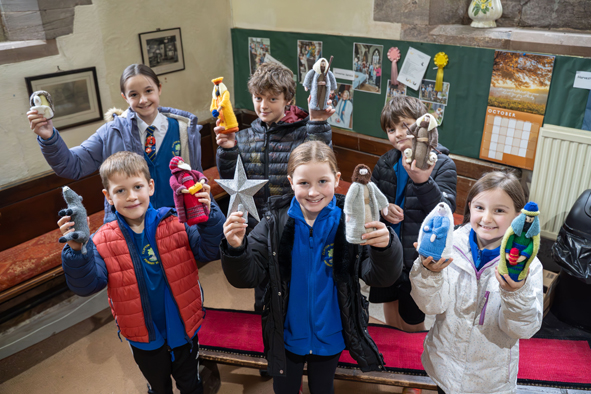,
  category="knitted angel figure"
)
[169,156,210,226]
[416,202,454,261]
[344,164,389,244]
[404,113,439,170]
[29,90,55,120]
[210,77,239,134]
[499,202,540,281]
[303,57,337,111]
